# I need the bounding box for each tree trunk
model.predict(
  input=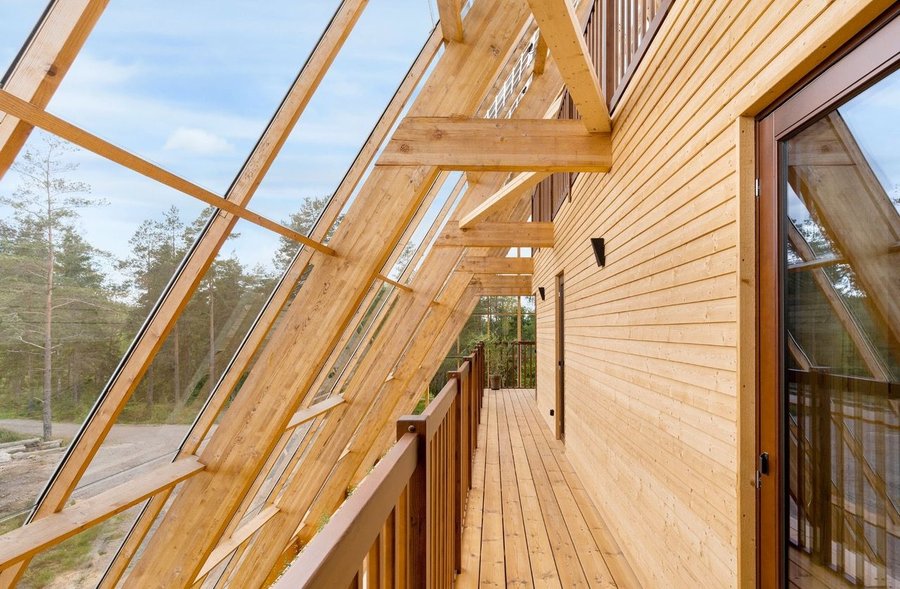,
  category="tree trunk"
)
[42,203,54,440]
[173,324,181,407]
[208,292,215,396]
